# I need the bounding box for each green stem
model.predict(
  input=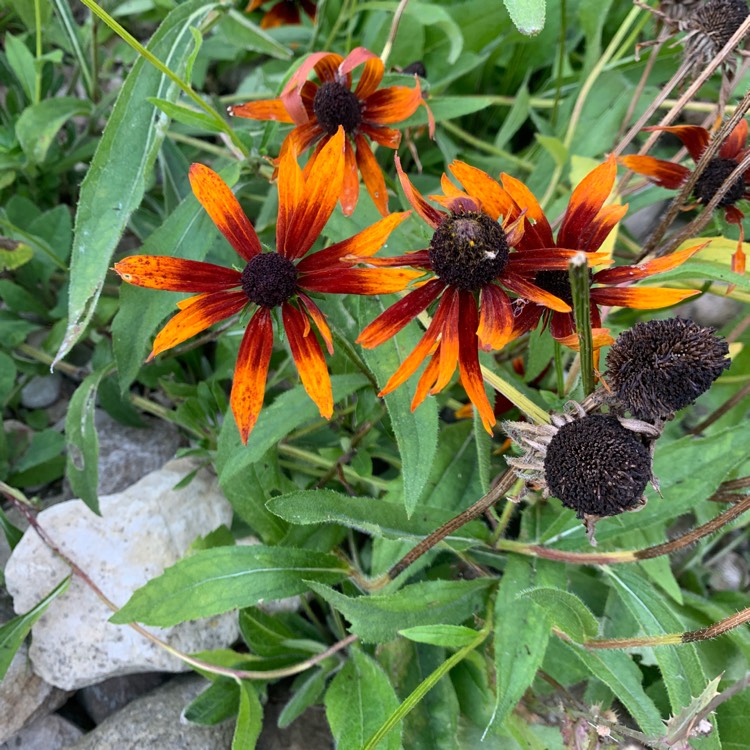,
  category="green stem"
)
[480,366,550,425]
[553,340,565,396]
[550,0,567,127]
[33,0,43,103]
[568,253,595,396]
[76,0,247,155]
